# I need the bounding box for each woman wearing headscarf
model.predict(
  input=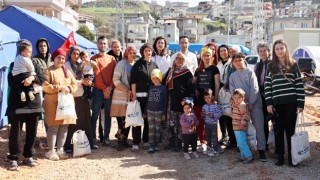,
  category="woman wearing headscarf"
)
[130,43,158,151]
[204,42,219,66]
[110,45,137,151]
[64,46,94,152]
[43,48,77,160]
[193,47,220,152]
[163,52,194,151]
